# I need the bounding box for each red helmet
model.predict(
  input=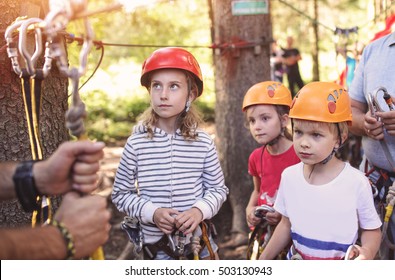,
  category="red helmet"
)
[140,47,203,96]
